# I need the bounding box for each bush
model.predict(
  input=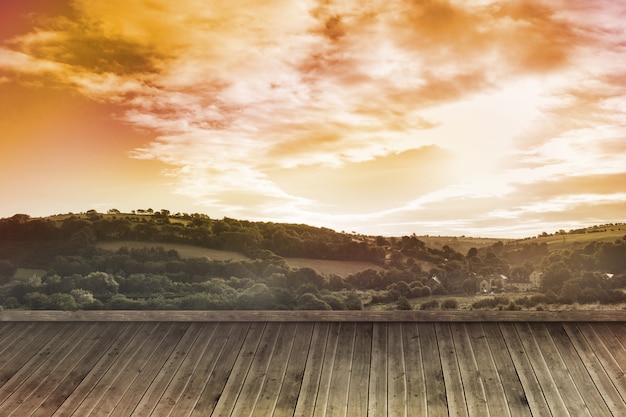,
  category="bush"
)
[178,293,233,310]
[296,293,331,310]
[441,299,458,310]
[24,292,49,310]
[396,296,412,310]
[599,289,626,304]
[420,300,439,310]
[472,296,509,309]
[345,291,363,310]
[321,294,347,310]
[431,284,448,295]
[411,286,432,298]
[46,293,79,311]
[106,294,145,310]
